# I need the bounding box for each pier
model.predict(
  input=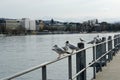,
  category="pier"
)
[0,34,120,80]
